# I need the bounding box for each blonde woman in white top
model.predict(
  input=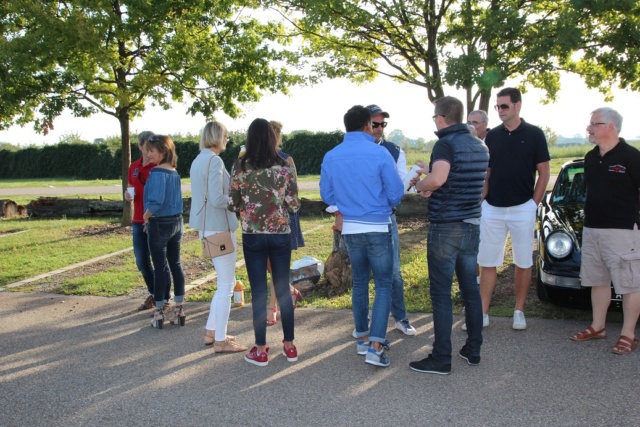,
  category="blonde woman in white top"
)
[189,121,247,353]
